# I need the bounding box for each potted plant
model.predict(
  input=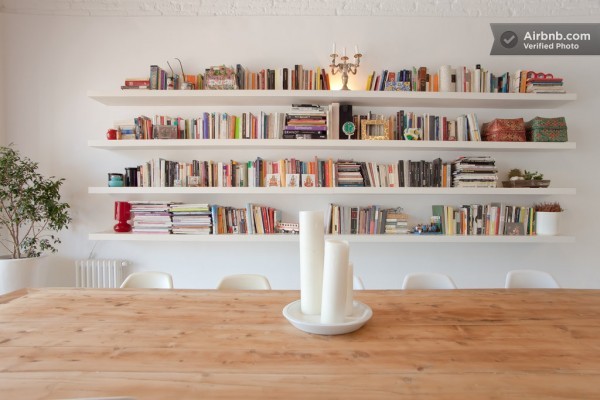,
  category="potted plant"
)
[534,202,563,236]
[0,146,71,294]
[503,169,550,188]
